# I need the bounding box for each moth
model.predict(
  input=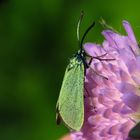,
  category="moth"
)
[56,12,111,131]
